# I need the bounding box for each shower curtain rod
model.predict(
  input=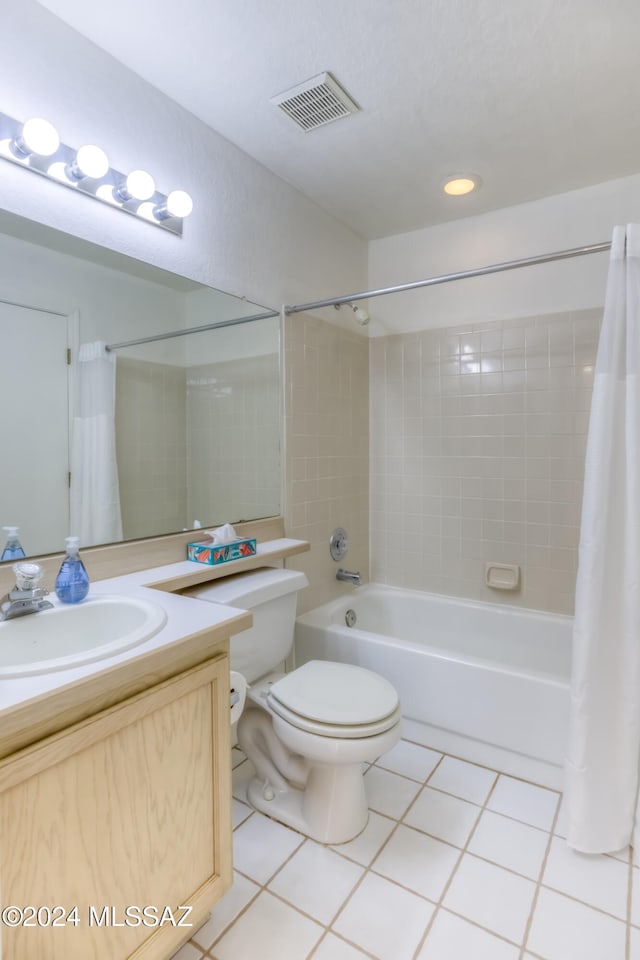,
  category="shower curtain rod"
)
[104,309,280,352]
[283,241,612,315]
